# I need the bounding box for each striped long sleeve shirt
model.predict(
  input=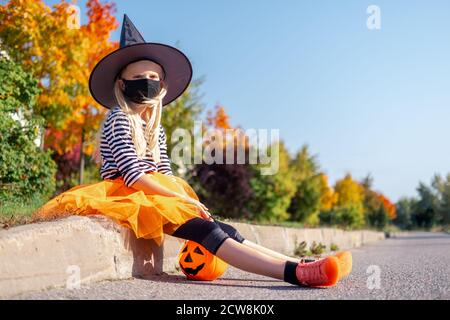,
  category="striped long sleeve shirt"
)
[99,106,173,187]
